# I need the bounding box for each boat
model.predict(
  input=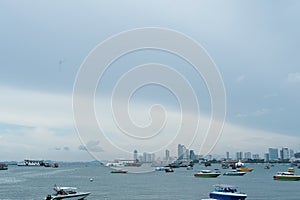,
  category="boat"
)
[165,168,174,173]
[17,159,45,166]
[234,161,253,172]
[194,170,221,178]
[235,160,244,168]
[105,159,142,167]
[0,163,8,170]
[204,161,212,167]
[221,161,229,169]
[45,185,90,200]
[155,166,167,171]
[273,172,300,181]
[111,169,128,173]
[288,167,295,173]
[264,165,270,169]
[52,163,59,168]
[186,166,193,170]
[237,167,253,172]
[223,170,246,176]
[208,184,247,200]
